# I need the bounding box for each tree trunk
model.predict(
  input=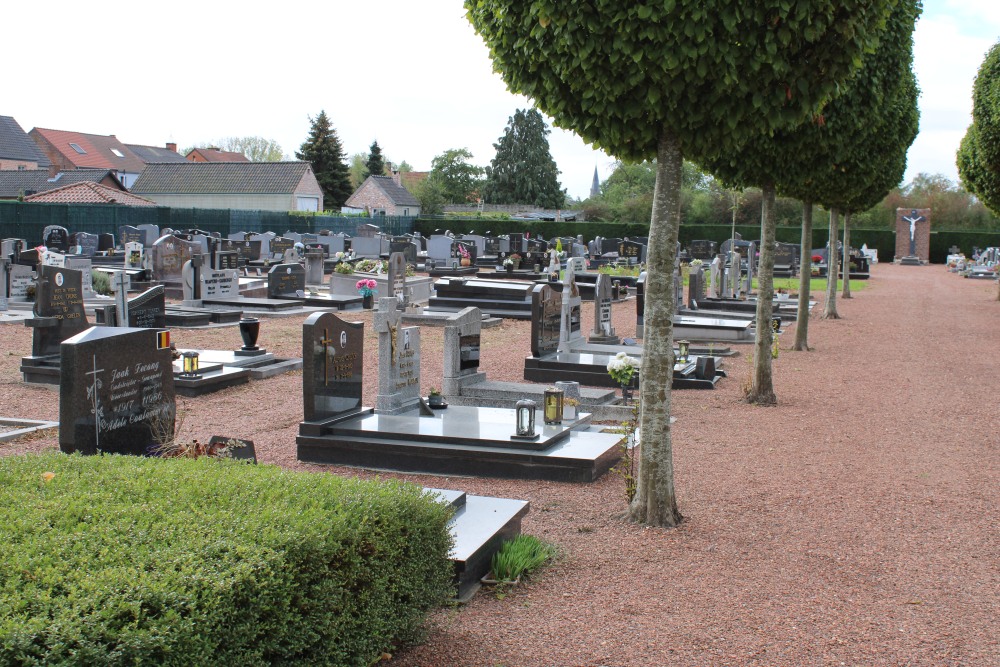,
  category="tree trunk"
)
[841,212,853,299]
[749,182,777,405]
[628,130,682,528]
[822,208,841,319]
[793,200,813,351]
